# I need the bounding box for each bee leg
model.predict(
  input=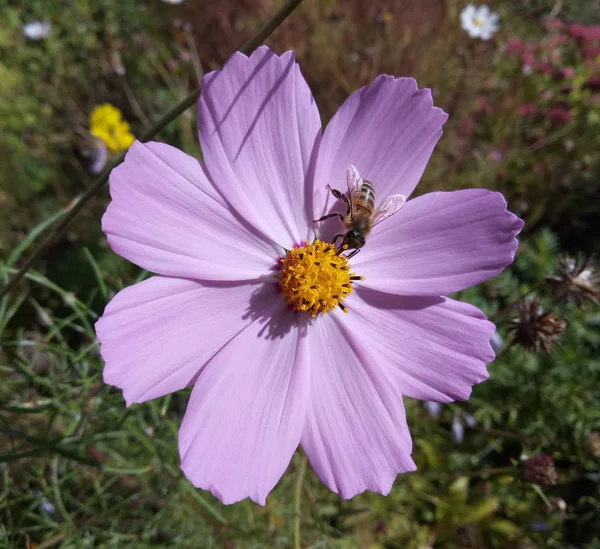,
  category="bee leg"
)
[326,185,351,214]
[313,213,345,223]
[346,249,361,260]
[332,234,344,246]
